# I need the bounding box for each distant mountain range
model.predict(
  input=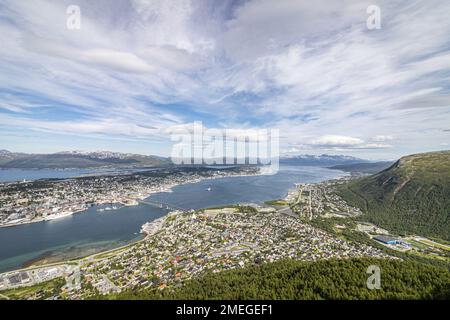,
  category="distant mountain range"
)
[0,149,393,171]
[280,154,368,166]
[328,161,394,174]
[337,150,450,240]
[0,150,171,169]
[0,151,372,169]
